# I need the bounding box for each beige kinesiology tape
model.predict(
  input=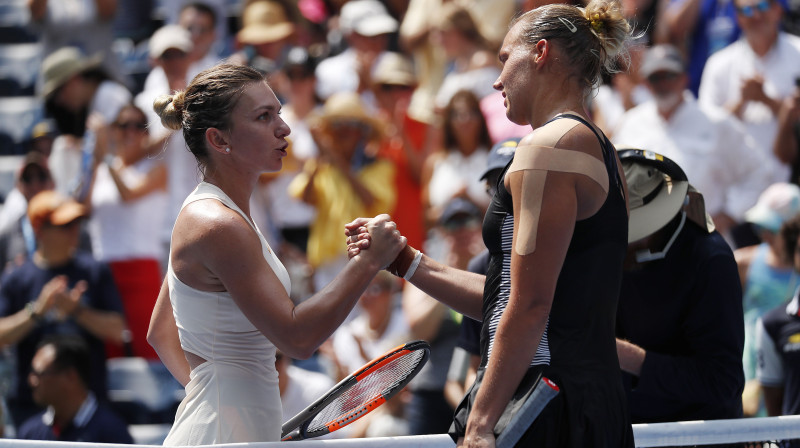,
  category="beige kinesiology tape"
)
[508,144,609,256]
